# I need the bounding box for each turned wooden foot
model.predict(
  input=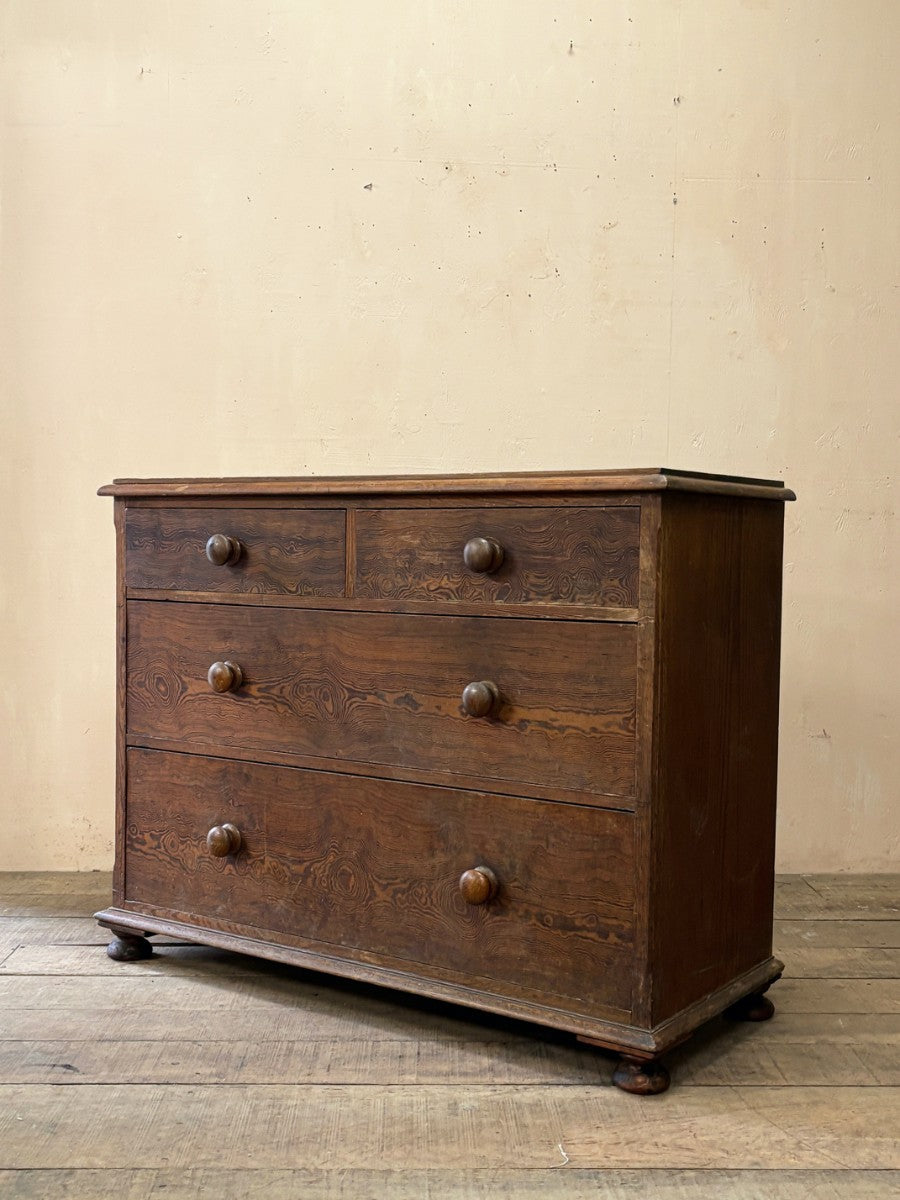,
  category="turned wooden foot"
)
[106,929,153,962]
[725,991,775,1022]
[612,1055,670,1095]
